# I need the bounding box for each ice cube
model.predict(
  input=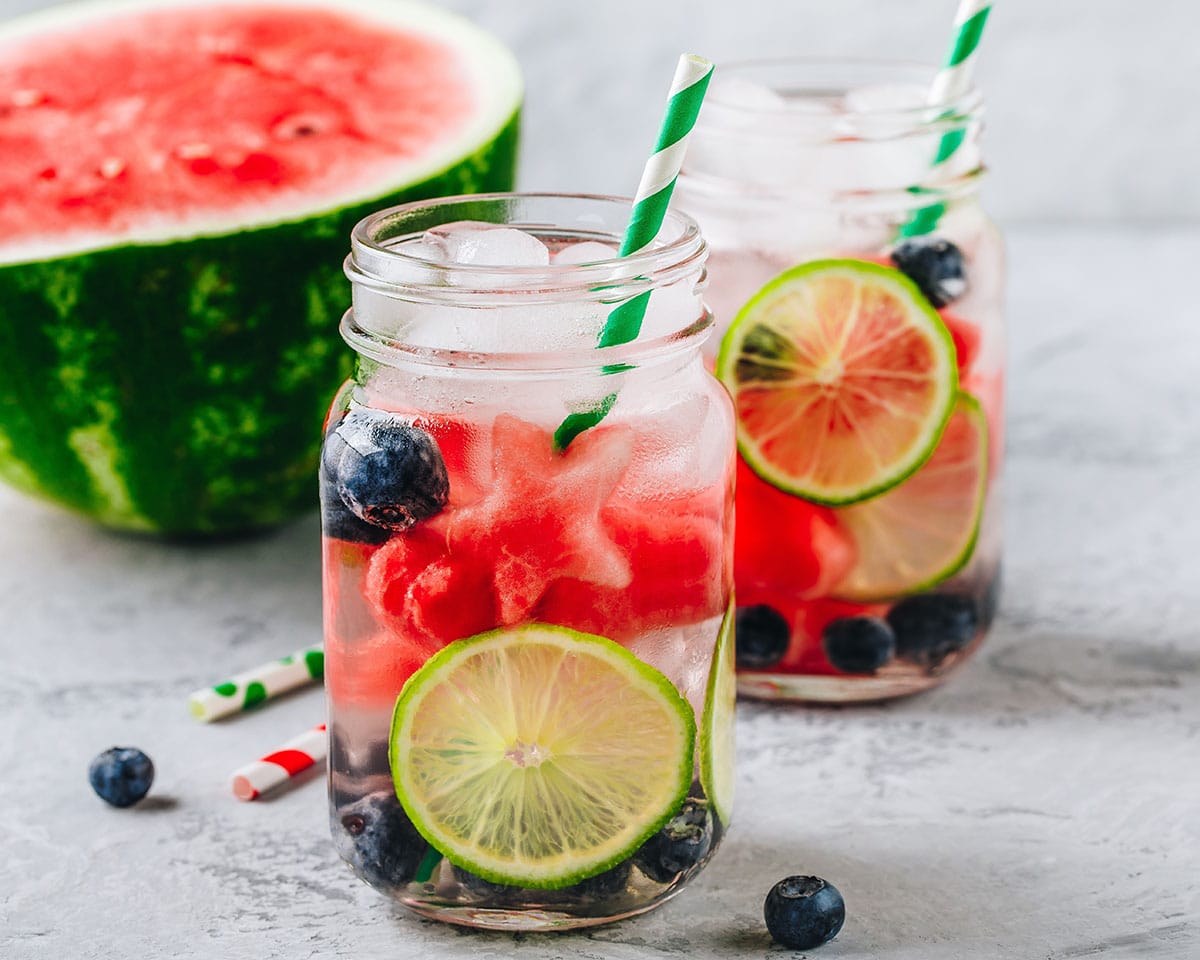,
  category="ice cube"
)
[838,82,933,145]
[626,627,690,692]
[690,78,842,190]
[842,81,929,115]
[553,240,619,265]
[712,75,789,112]
[617,393,716,498]
[423,221,551,267]
[637,275,704,341]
